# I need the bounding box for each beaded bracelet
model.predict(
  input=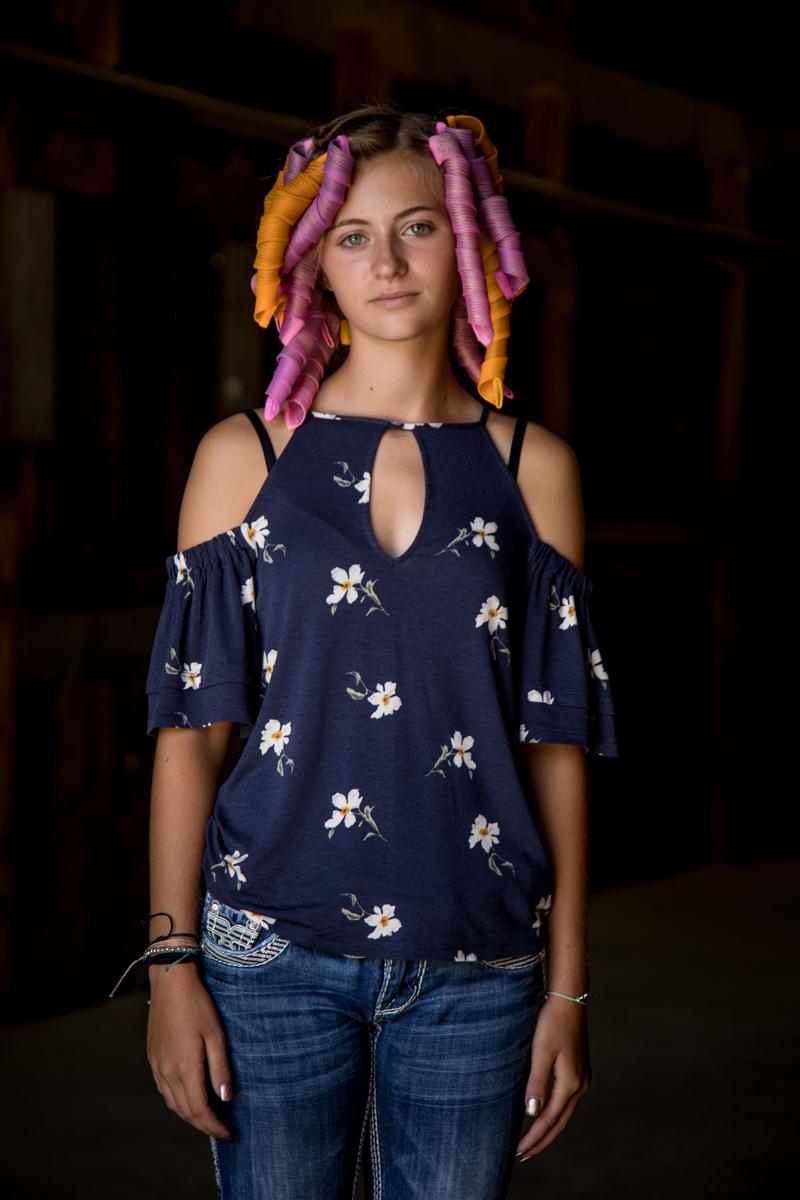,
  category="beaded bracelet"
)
[107,909,204,1000]
[108,942,203,999]
[544,990,589,1006]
